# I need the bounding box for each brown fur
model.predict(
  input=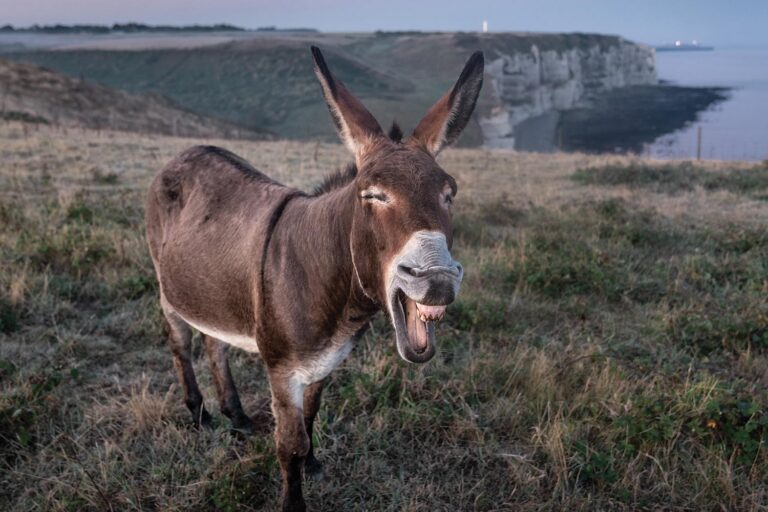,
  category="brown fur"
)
[145,47,483,511]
